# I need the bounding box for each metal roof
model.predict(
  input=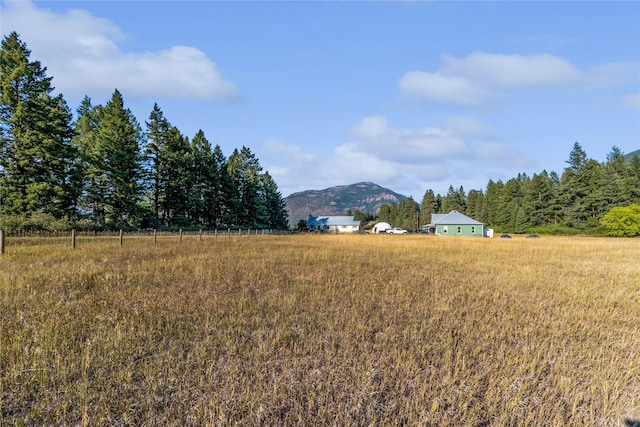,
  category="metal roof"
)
[429,210,483,225]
